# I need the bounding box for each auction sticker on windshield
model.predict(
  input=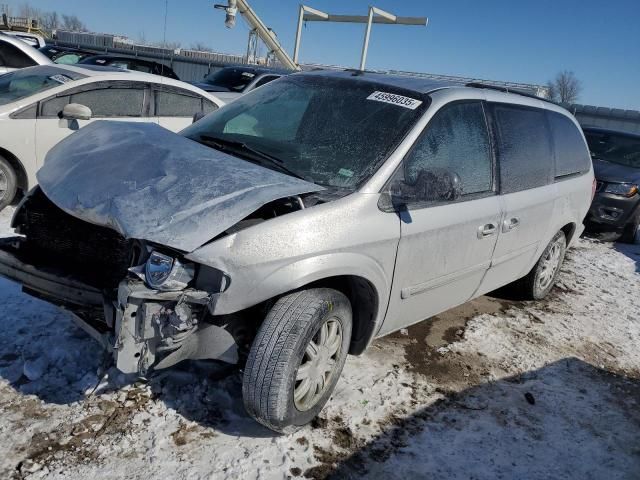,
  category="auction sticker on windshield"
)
[366,91,422,110]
